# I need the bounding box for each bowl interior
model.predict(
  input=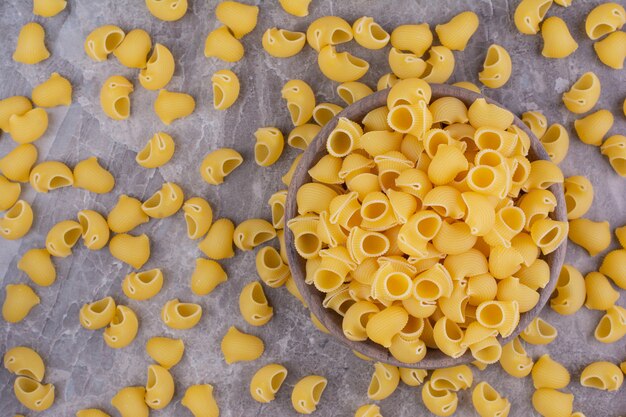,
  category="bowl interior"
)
[284,83,567,369]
